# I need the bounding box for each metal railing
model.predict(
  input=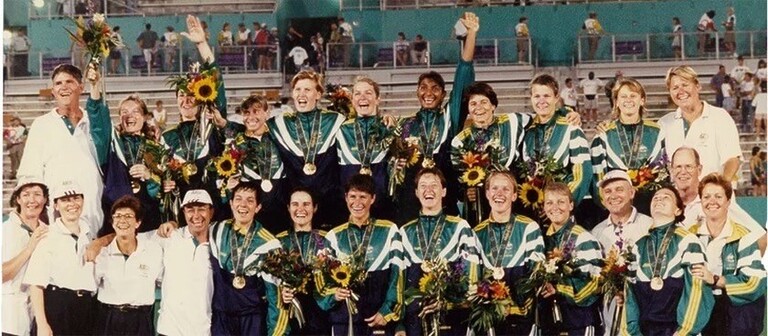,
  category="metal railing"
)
[341,0,690,10]
[576,30,767,63]
[28,0,276,19]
